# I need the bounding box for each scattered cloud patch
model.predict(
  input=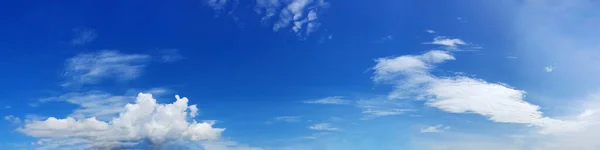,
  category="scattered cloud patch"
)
[18,93,223,149]
[420,124,449,133]
[357,99,412,120]
[426,36,466,48]
[545,65,554,72]
[62,51,151,87]
[308,123,339,131]
[206,0,229,13]
[304,96,349,105]
[426,29,436,34]
[5,115,22,124]
[71,28,97,46]
[506,56,518,59]
[274,116,301,122]
[212,0,329,38]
